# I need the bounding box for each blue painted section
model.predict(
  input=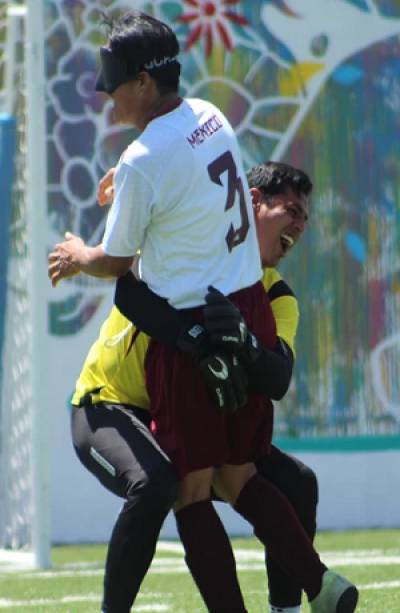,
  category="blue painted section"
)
[0,114,17,378]
[275,435,400,453]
